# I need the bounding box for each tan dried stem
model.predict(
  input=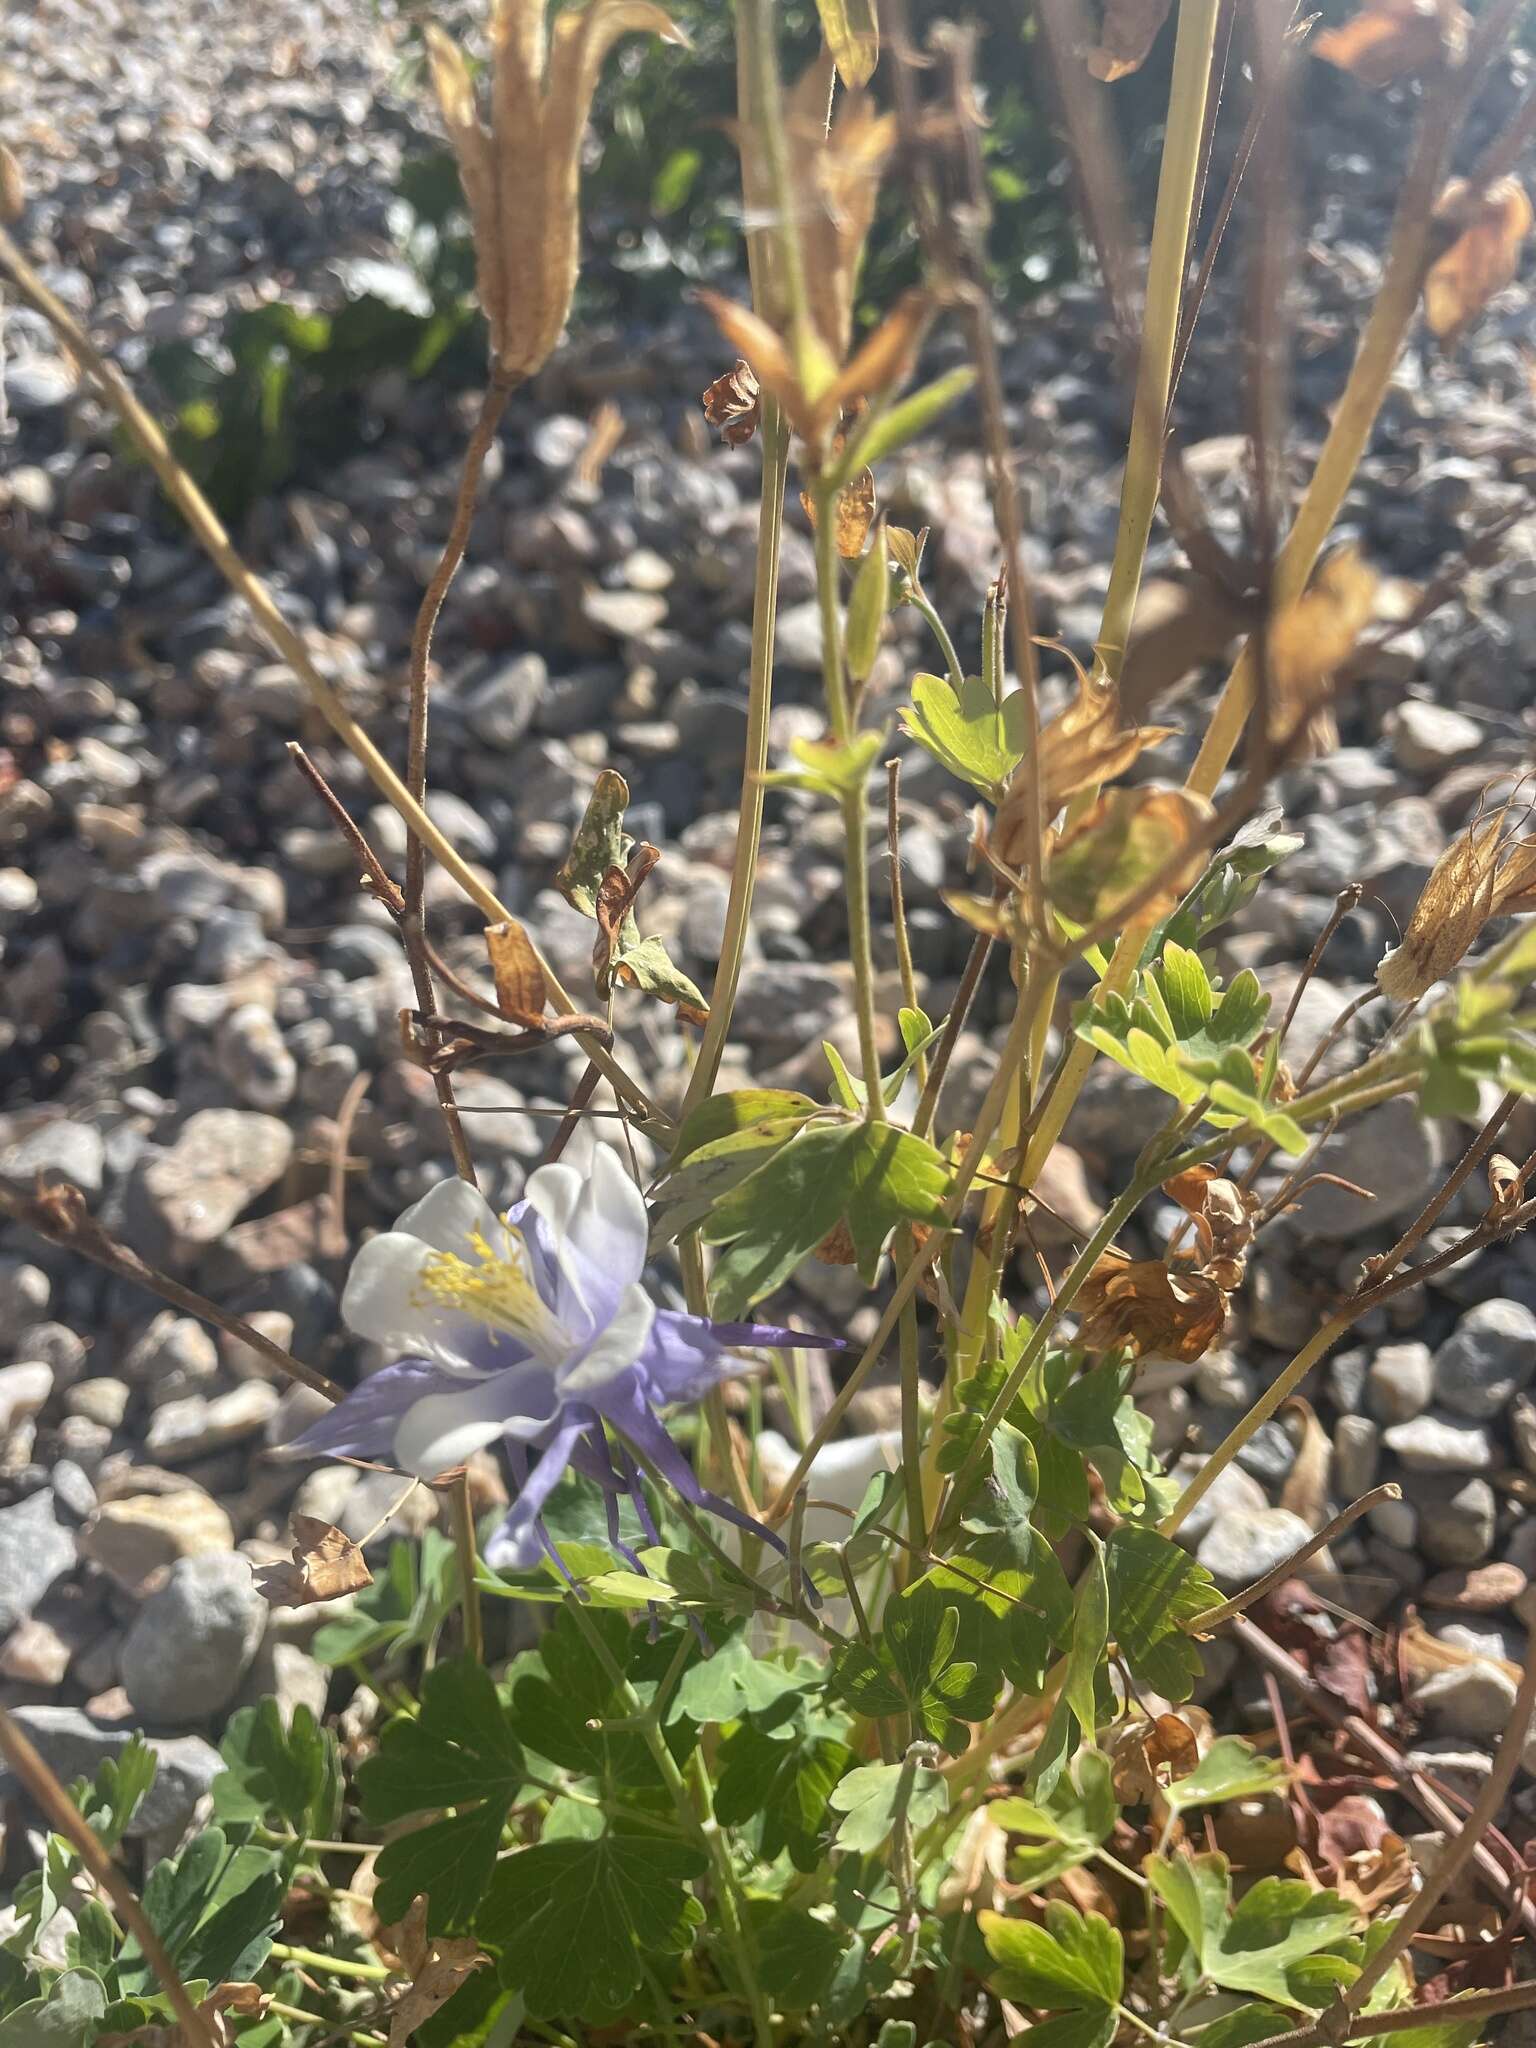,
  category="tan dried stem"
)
[0,224,660,1126]
[0,1708,218,2048]
[0,1184,342,1404]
